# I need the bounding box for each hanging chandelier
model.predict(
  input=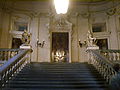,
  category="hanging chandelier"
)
[54,0,69,14]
